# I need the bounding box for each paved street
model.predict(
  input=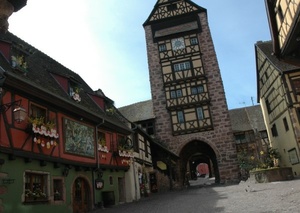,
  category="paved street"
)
[92,177,300,213]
